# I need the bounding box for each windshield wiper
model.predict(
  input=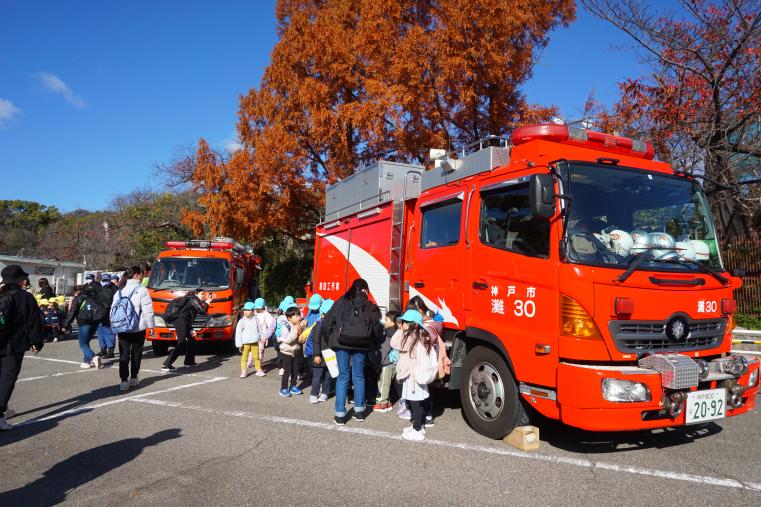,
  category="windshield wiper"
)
[617,252,652,283]
[652,258,729,286]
